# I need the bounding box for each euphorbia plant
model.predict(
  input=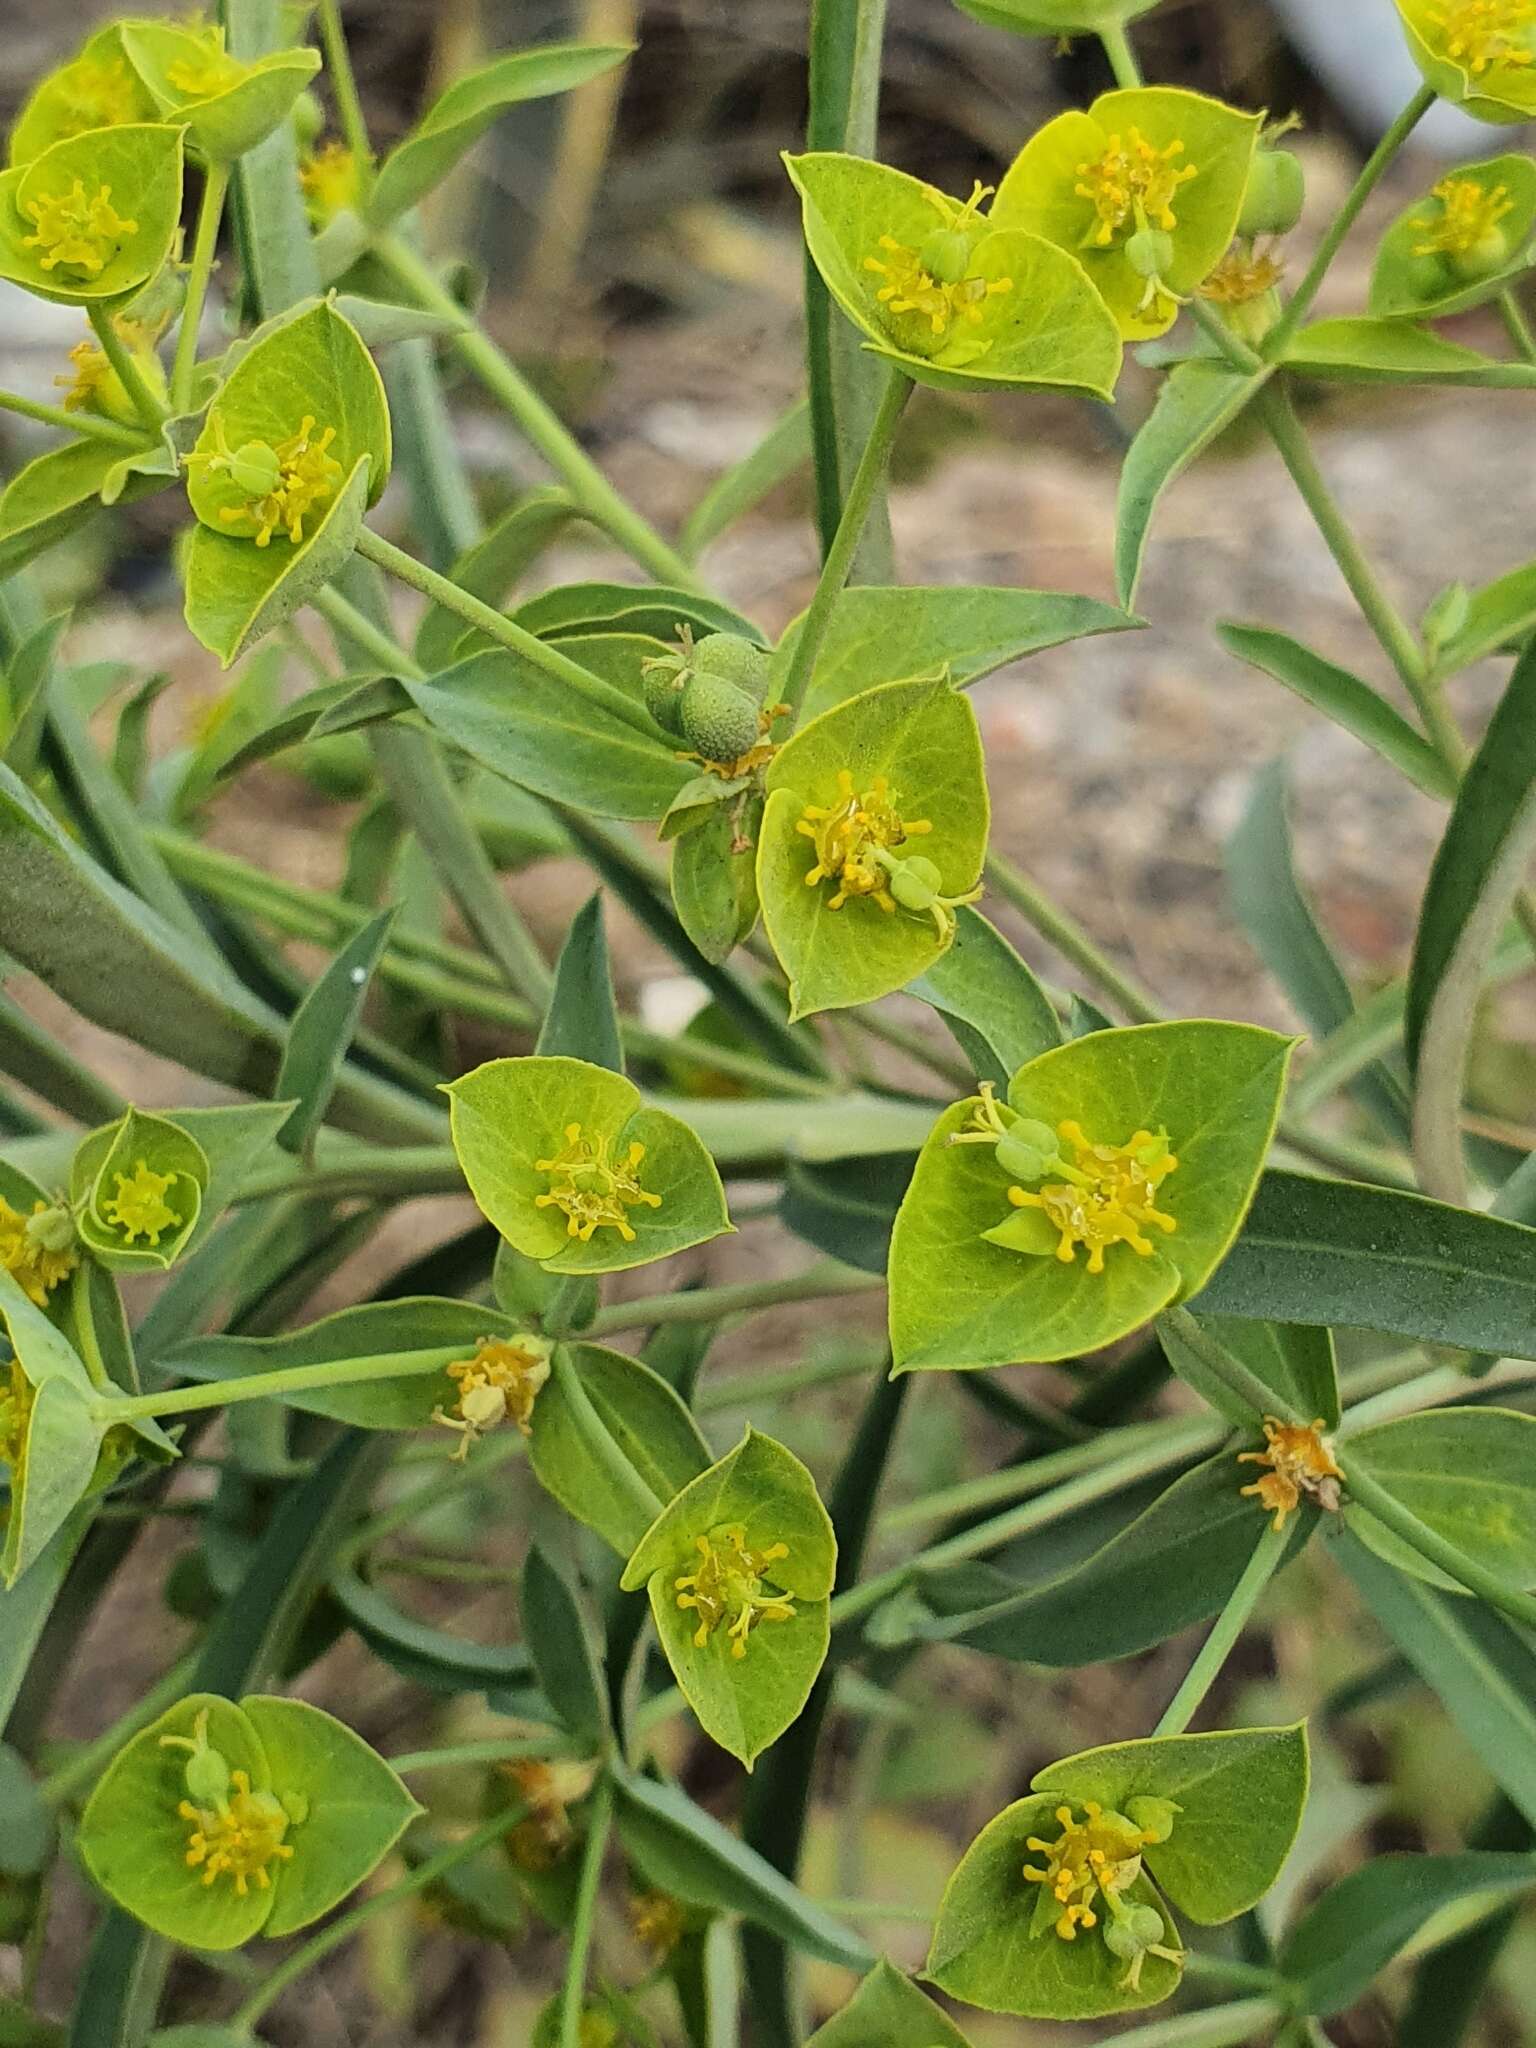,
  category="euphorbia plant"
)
[0,0,1532,2042]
